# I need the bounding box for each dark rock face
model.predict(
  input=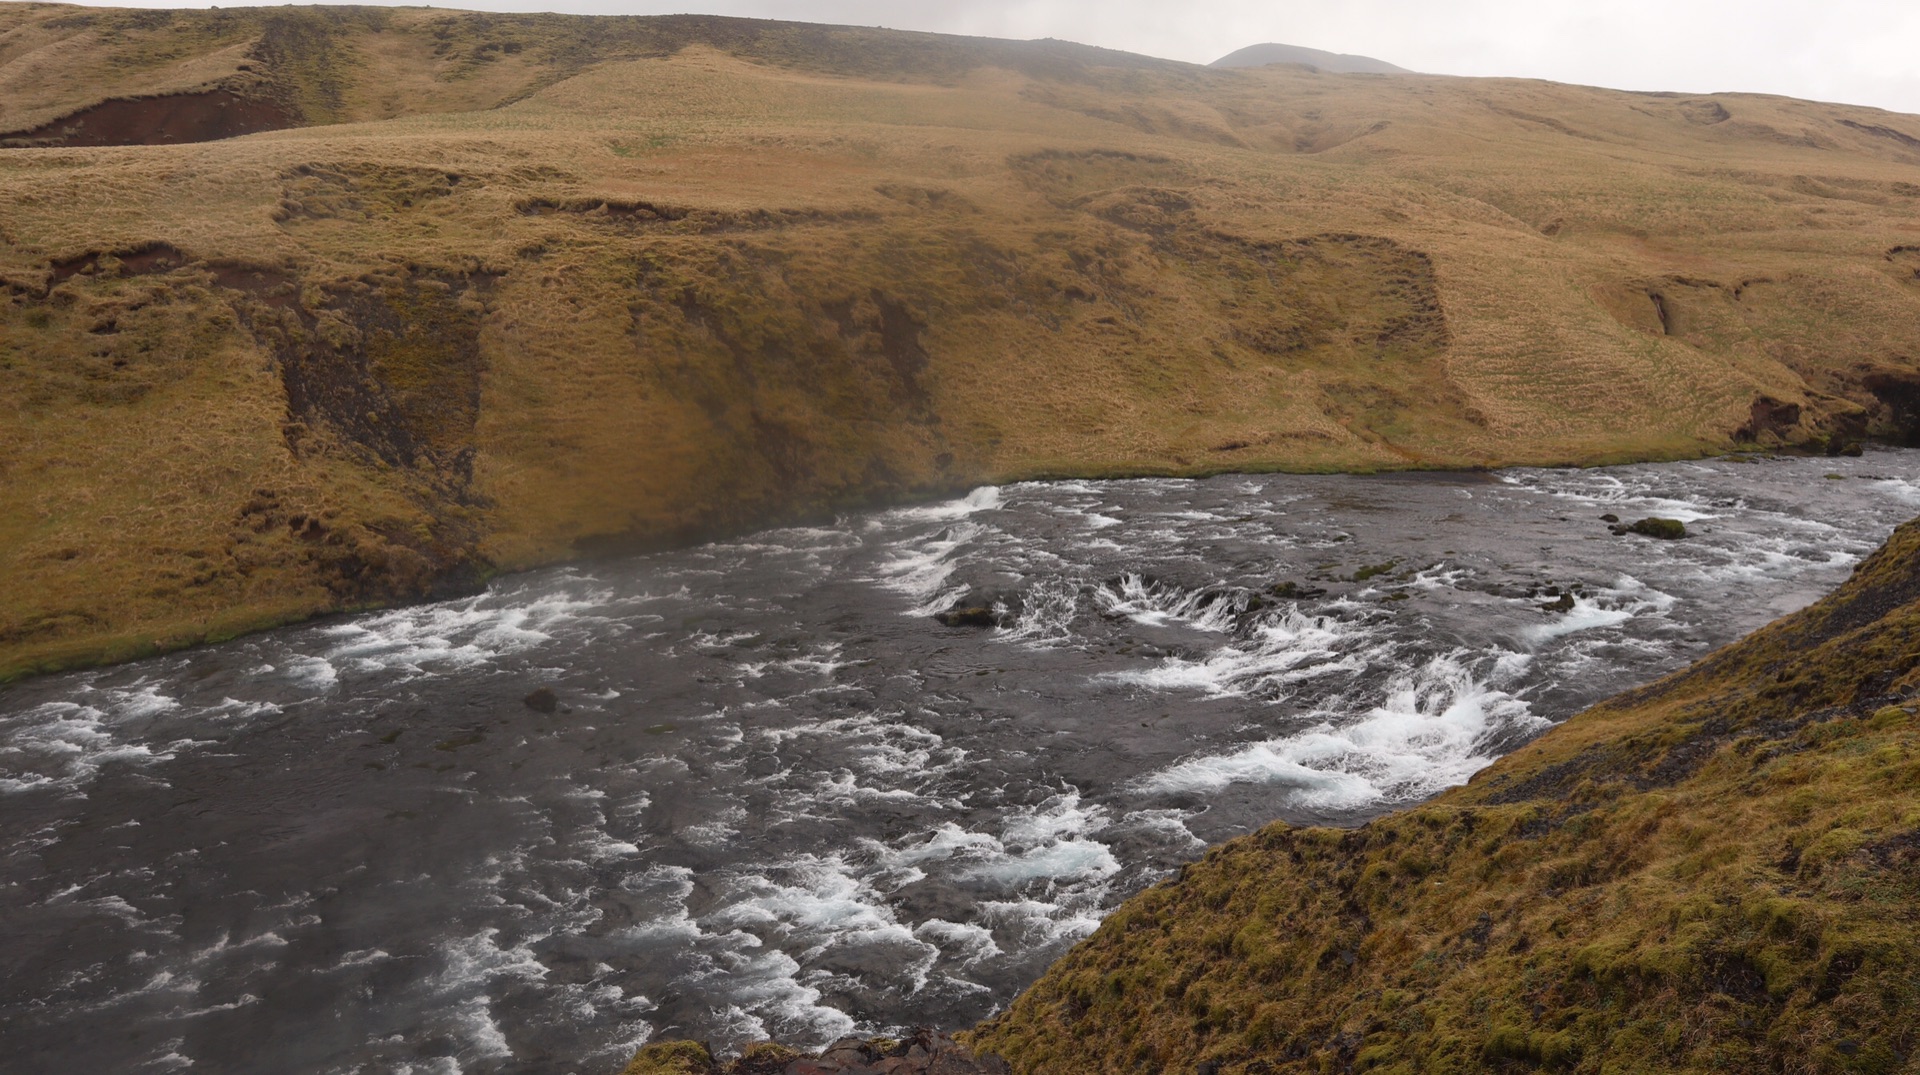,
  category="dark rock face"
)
[622,1030,1008,1075]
